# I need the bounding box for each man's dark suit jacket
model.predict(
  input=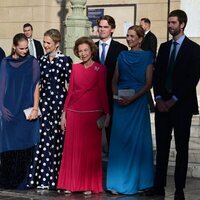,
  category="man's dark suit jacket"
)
[0,47,5,64]
[94,39,127,144]
[33,39,44,60]
[141,31,157,56]
[154,36,200,114]
[94,40,128,106]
